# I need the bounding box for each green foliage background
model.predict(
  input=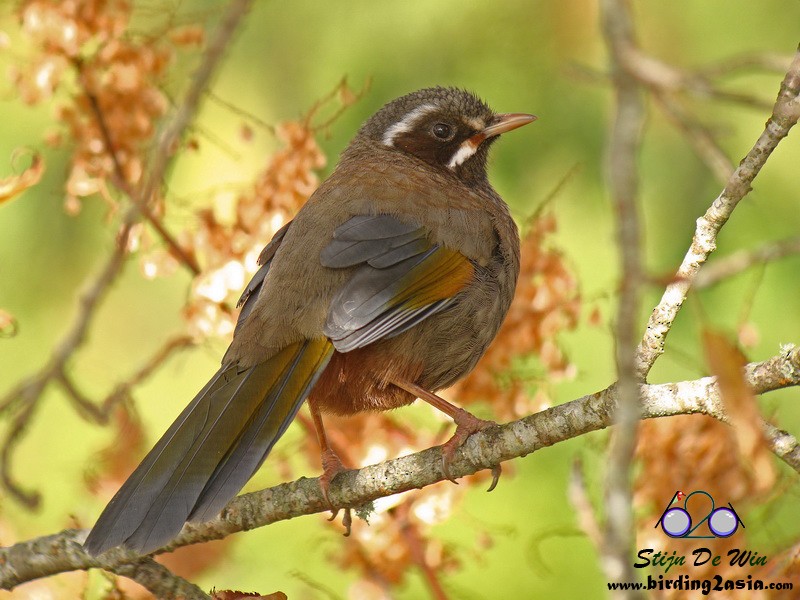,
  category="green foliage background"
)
[1,1,799,597]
